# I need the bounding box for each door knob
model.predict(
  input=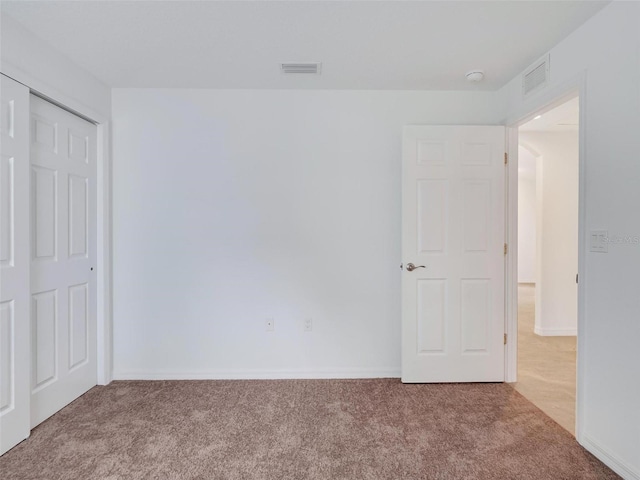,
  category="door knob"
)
[406,263,426,272]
